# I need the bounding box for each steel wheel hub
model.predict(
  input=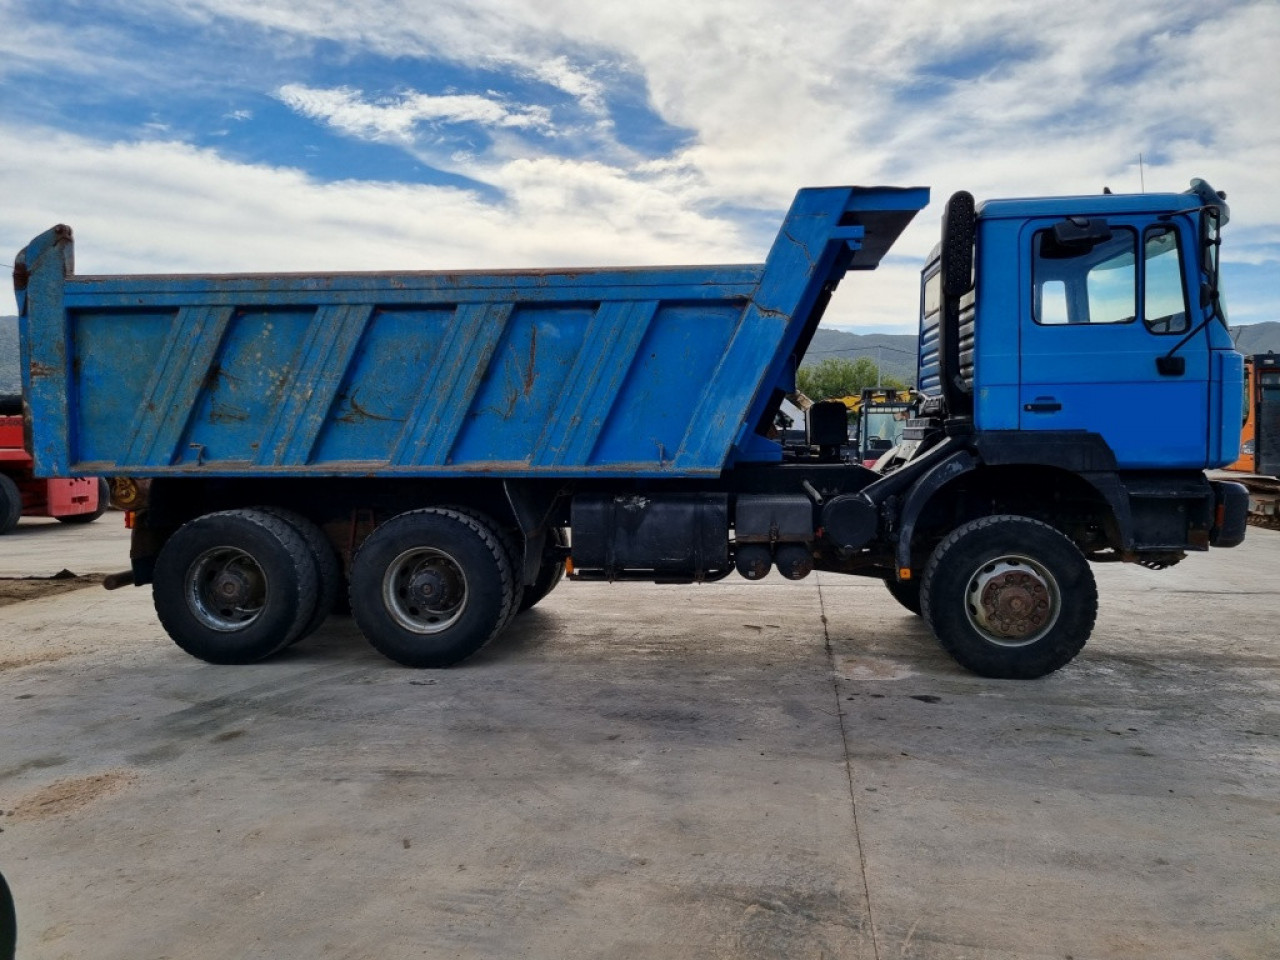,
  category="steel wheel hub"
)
[187,547,267,632]
[384,547,468,634]
[964,556,1060,647]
